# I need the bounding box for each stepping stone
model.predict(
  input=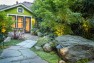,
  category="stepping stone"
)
[1,49,21,58]
[0,56,24,63]
[19,49,37,59]
[7,46,27,50]
[16,40,37,48]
